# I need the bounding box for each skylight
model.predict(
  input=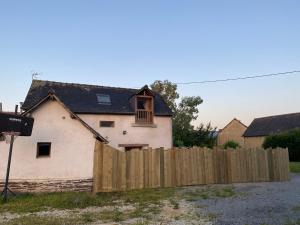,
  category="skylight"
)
[96,94,111,105]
